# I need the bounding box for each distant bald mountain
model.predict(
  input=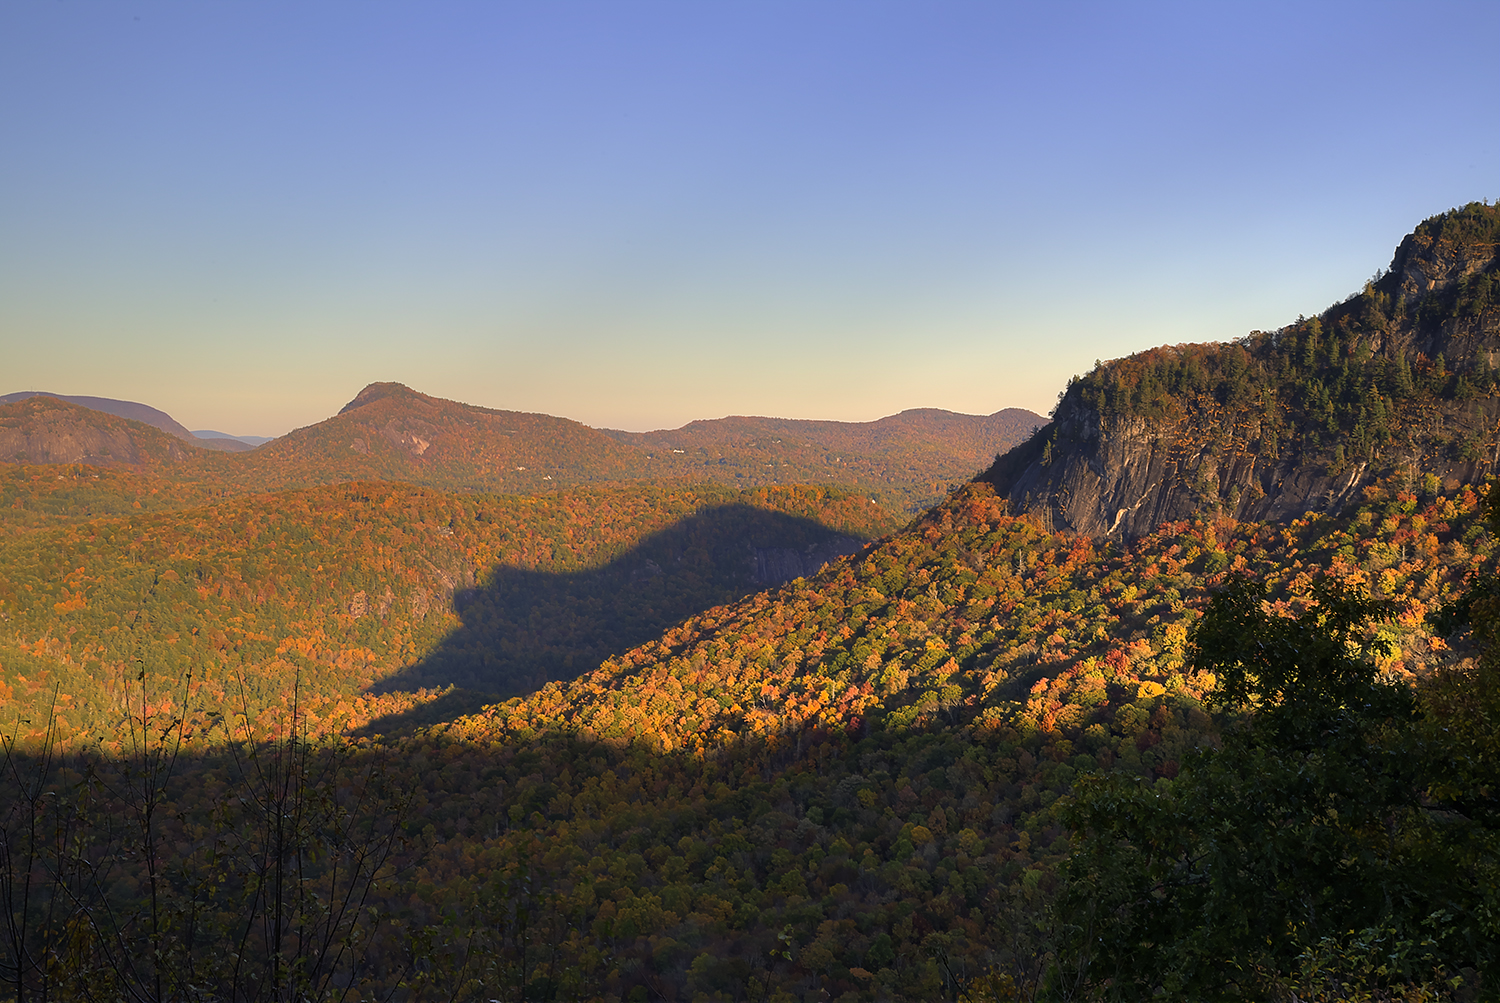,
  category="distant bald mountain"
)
[236,381,657,492]
[0,392,254,452]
